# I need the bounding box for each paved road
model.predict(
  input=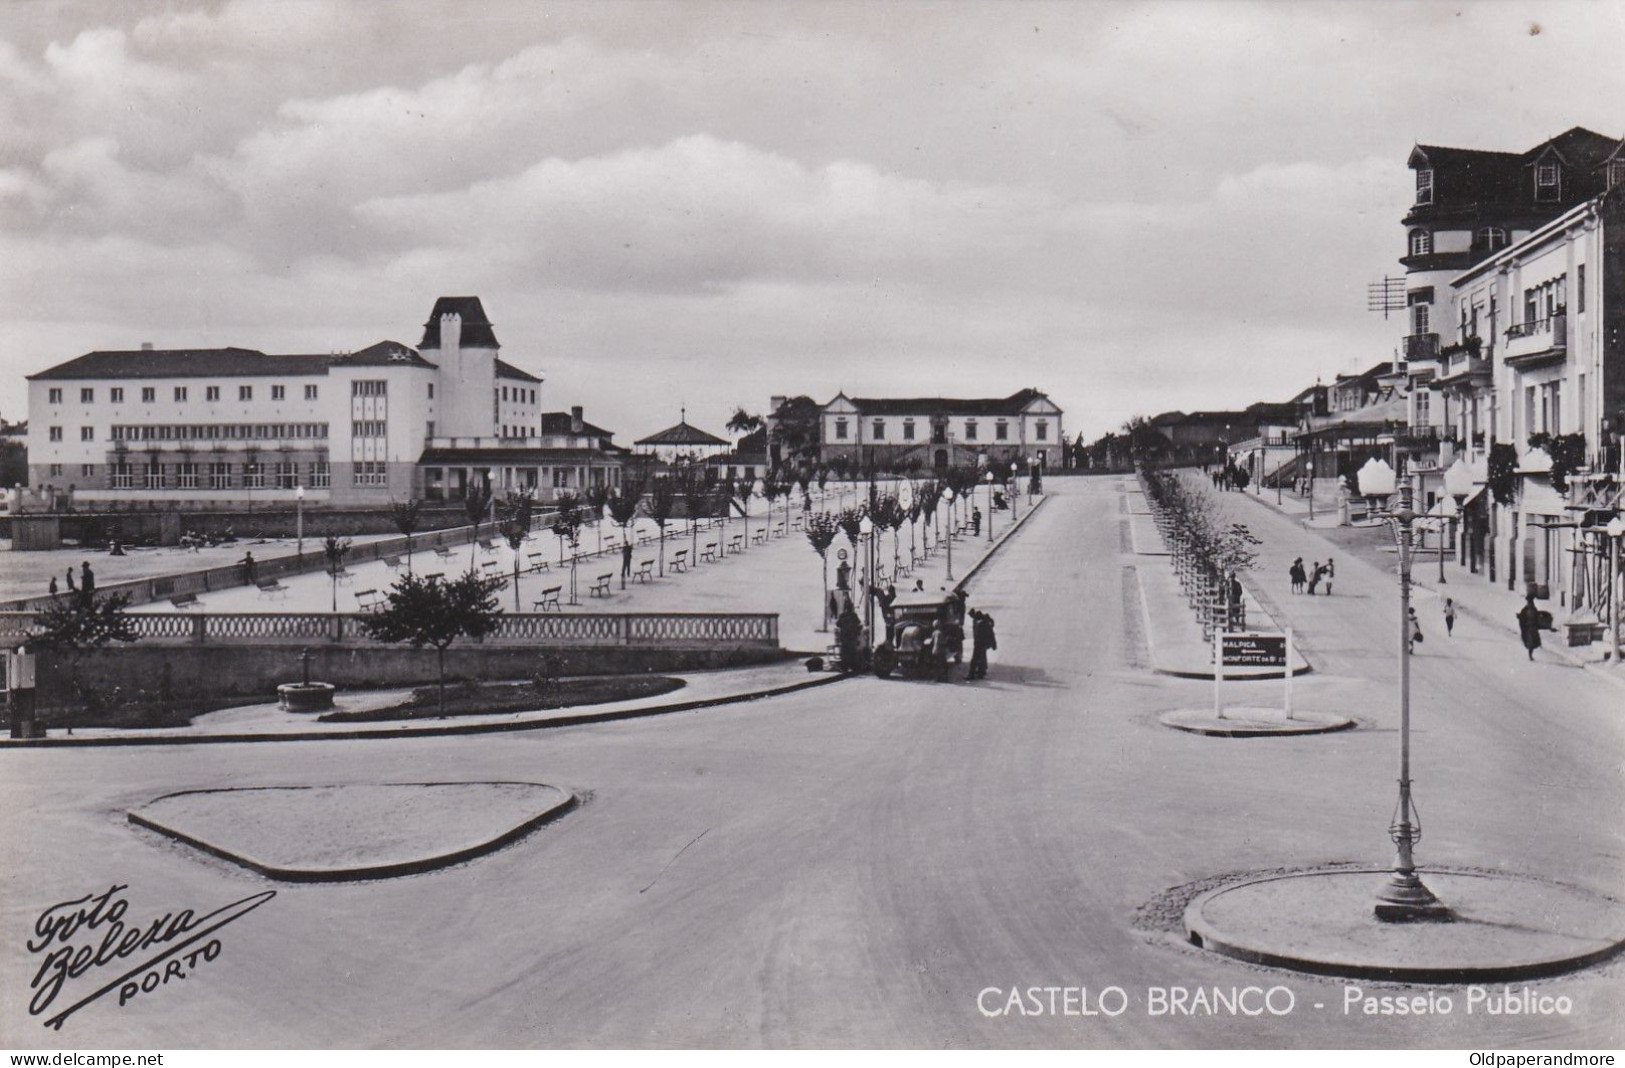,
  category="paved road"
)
[2,476,1621,1048]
